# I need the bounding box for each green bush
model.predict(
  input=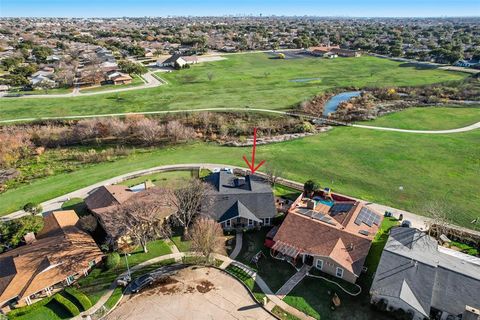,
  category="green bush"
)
[7,296,54,317]
[23,202,42,214]
[64,287,92,311]
[53,294,80,317]
[105,252,121,270]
